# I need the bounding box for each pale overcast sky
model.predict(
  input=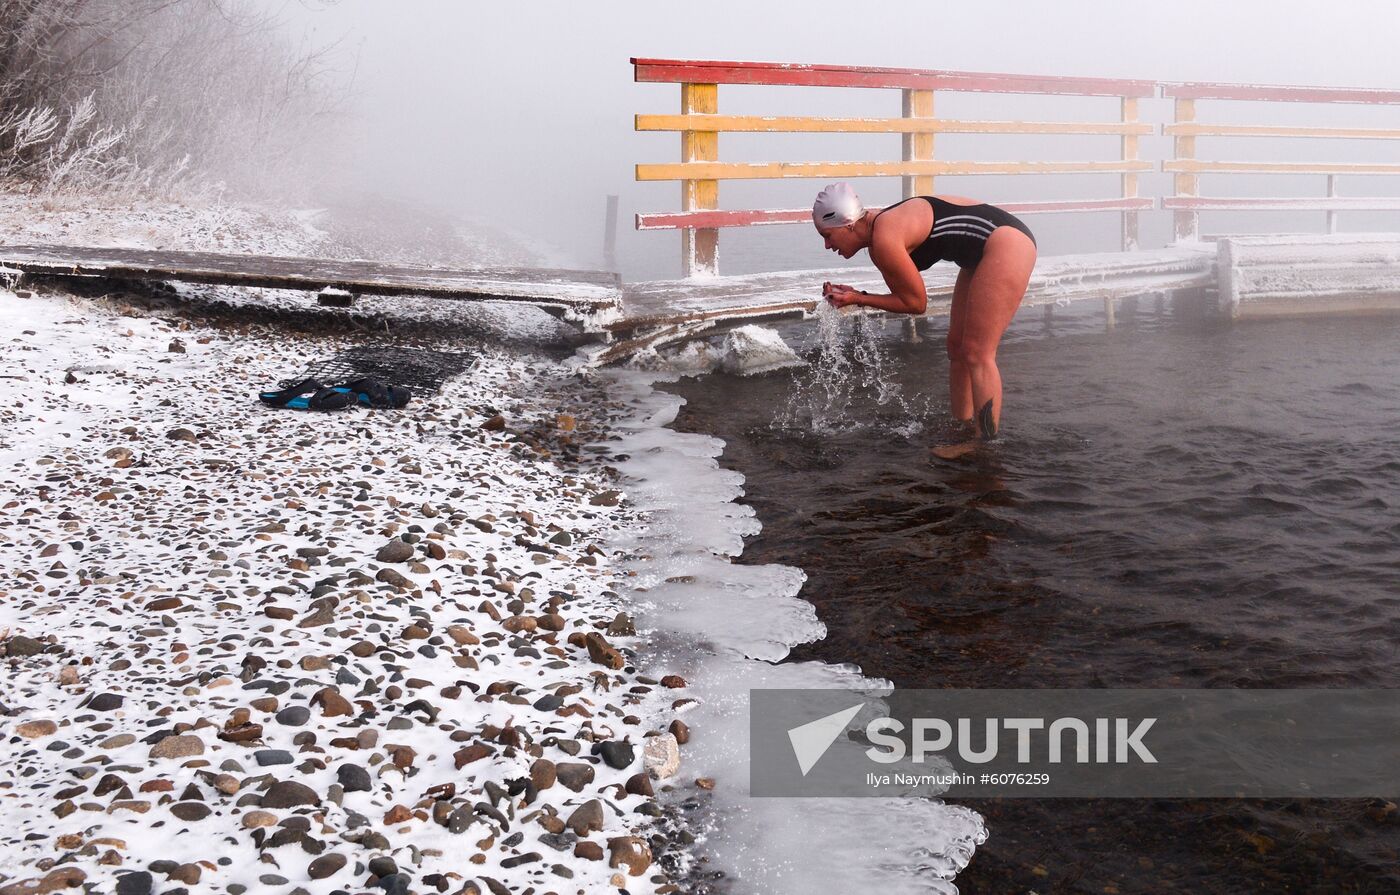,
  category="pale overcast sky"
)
[266,0,1400,277]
